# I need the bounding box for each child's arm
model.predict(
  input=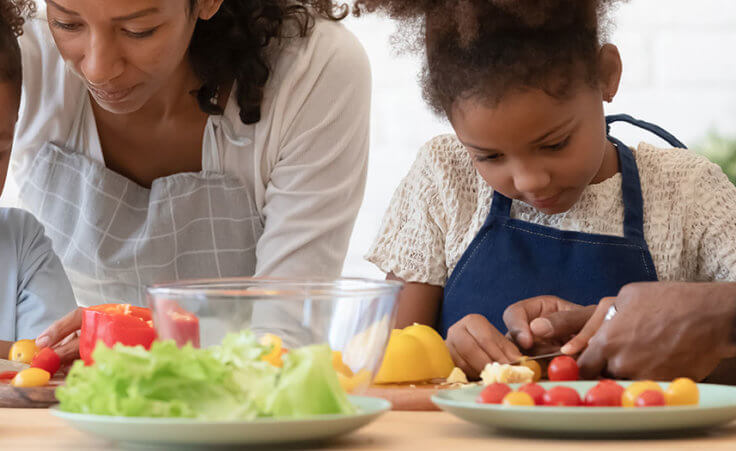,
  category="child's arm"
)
[388,273,443,328]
